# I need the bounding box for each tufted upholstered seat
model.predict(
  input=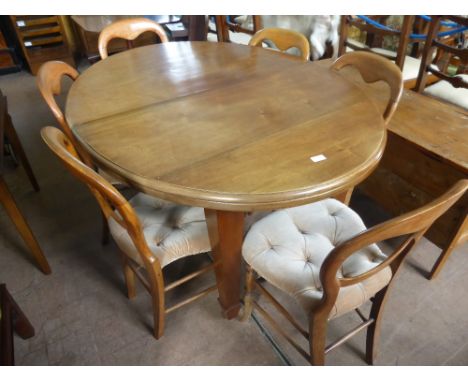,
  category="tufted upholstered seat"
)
[108,193,211,268]
[242,199,392,319]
